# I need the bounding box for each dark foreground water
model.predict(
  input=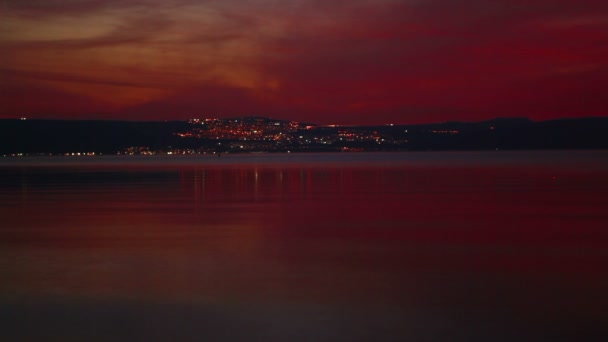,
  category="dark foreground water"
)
[1,152,608,341]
